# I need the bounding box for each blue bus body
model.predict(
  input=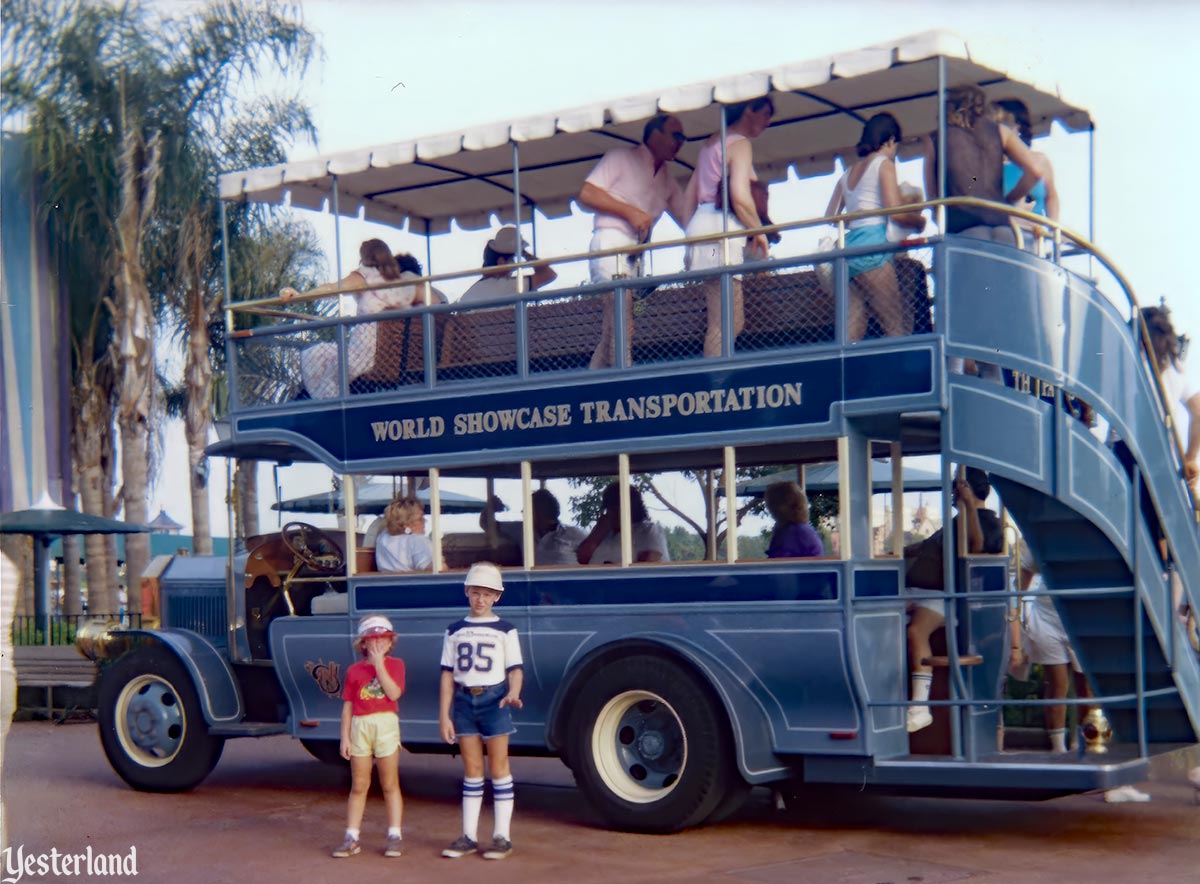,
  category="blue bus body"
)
[89,35,1200,831]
